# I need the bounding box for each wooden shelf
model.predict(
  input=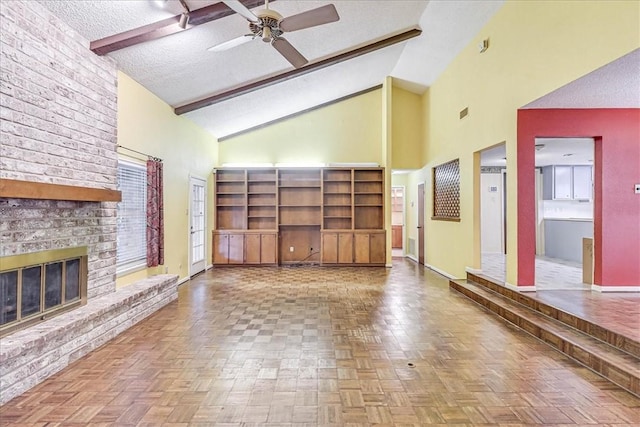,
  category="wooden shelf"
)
[214,166,383,266]
[0,179,121,202]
